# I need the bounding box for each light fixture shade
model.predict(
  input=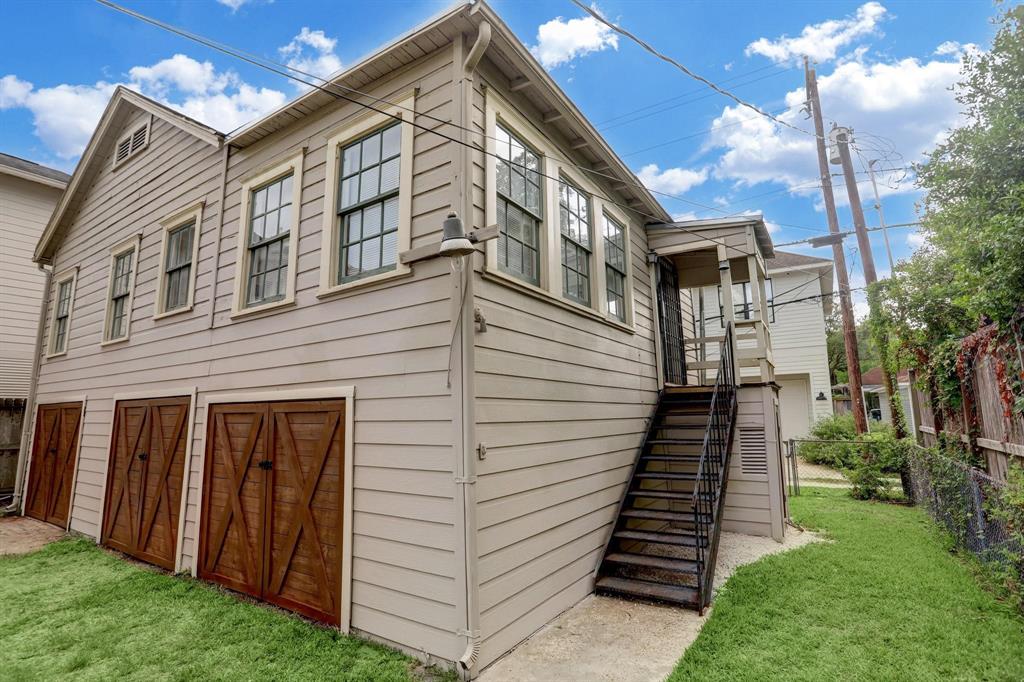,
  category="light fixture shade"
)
[816,391,828,401]
[439,212,476,257]
[718,260,730,271]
